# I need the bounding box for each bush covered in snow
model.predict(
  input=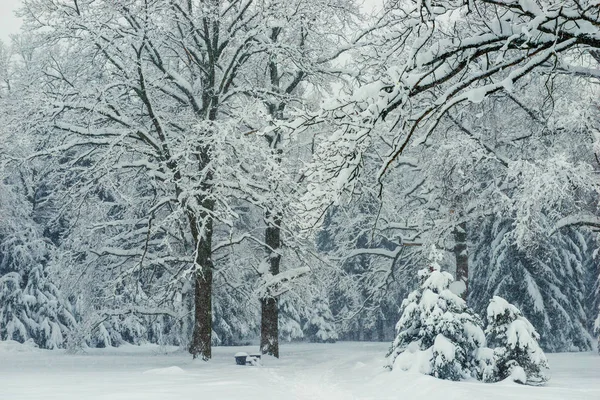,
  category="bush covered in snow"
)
[484,296,549,385]
[279,295,304,342]
[304,296,338,343]
[386,265,485,380]
[0,265,75,349]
